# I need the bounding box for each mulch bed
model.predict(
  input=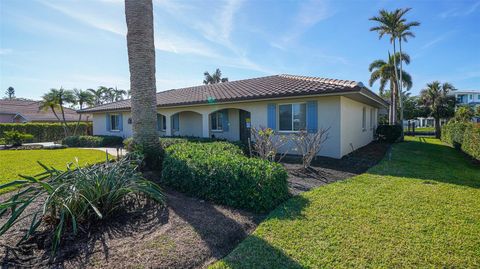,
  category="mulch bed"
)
[0,142,388,268]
